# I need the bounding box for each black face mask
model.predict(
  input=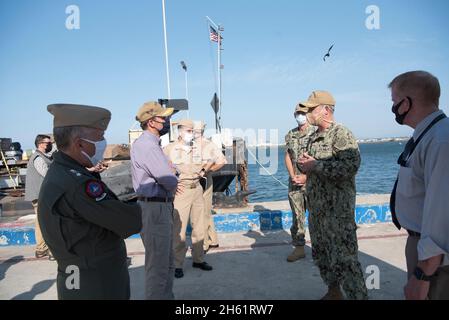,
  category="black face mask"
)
[392,97,412,125]
[44,144,53,154]
[159,117,171,136]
